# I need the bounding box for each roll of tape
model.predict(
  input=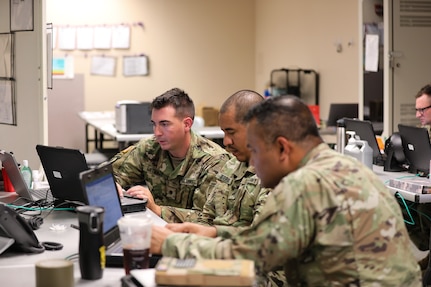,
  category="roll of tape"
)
[35,259,74,287]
